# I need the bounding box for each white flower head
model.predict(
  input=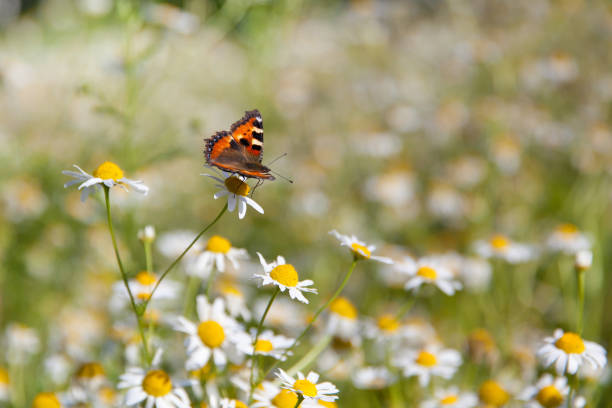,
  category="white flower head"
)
[218,282,251,320]
[63,162,148,201]
[5,323,40,364]
[518,374,569,408]
[326,297,360,342]
[110,271,180,311]
[365,313,404,342]
[118,350,190,408]
[276,369,339,403]
[474,234,536,264]
[537,329,607,375]
[203,171,263,219]
[546,223,590,254]
[138,225,156,243]
[237,329,294,360]
[186,235,249,279]
[575,250,593,271]
[254,253,317,304]
[421,386,478,408]
[352,367,396,390]
[252,382,298,408]
[172,296,247,371]
[393,345,462,387]
[329,230,393,263]
[403,256,463,296]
